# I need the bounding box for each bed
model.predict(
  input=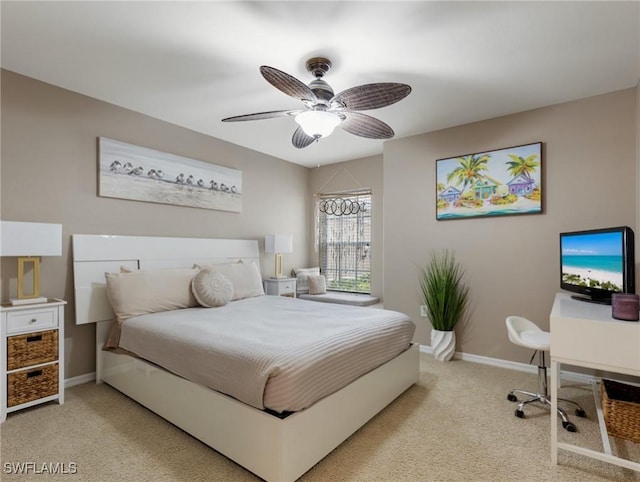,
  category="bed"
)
[72,234,419,481]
